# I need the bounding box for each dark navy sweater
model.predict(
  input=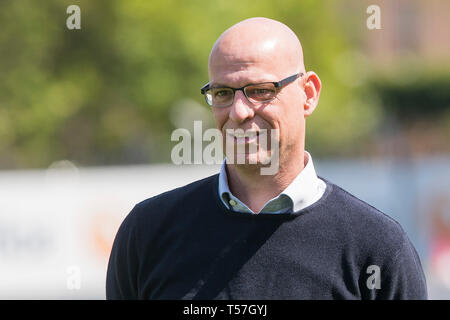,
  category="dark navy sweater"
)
[106,174,427,300]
